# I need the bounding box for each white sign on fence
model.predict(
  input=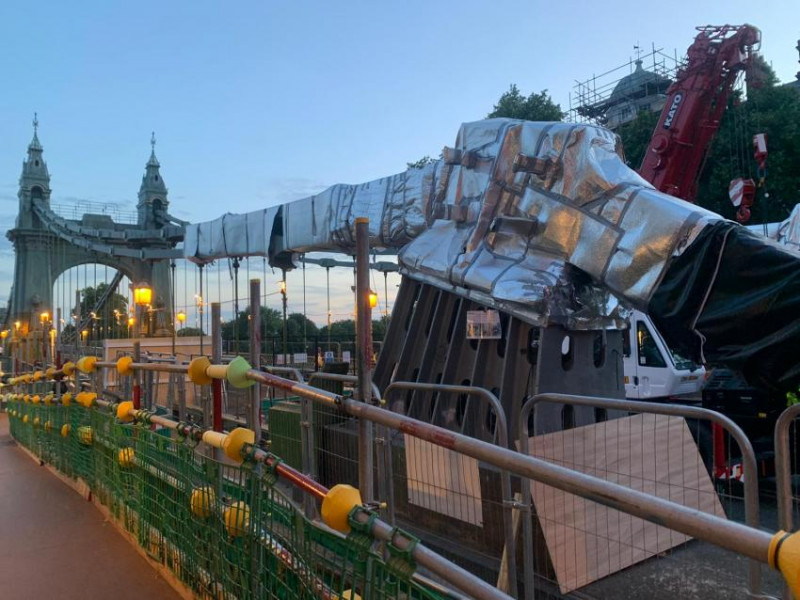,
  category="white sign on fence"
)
[465,309,502,339]
[404,433,483,526]
[342,351,351,362]
[293,352,308,364]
